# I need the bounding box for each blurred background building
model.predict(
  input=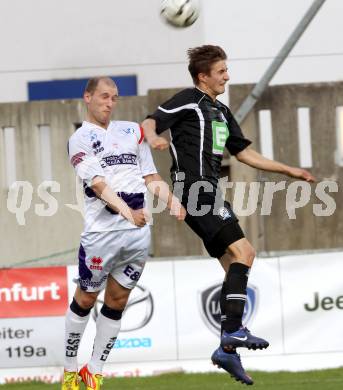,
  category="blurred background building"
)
[0,0,342,103]
[0,0,342,265]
